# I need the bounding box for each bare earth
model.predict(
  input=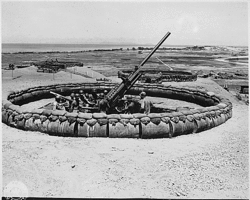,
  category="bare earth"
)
[2,65,249,198]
